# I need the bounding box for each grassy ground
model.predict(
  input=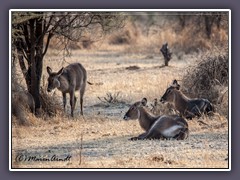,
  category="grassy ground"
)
[11,48,229,169]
